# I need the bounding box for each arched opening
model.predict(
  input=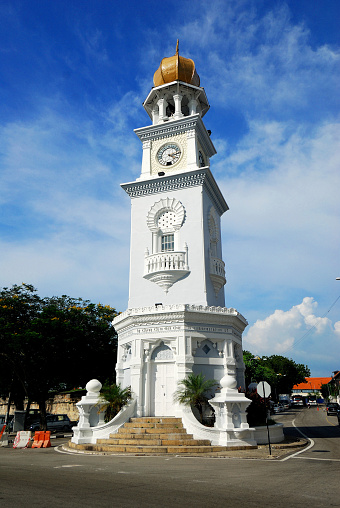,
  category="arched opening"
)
[150,344,176,416]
